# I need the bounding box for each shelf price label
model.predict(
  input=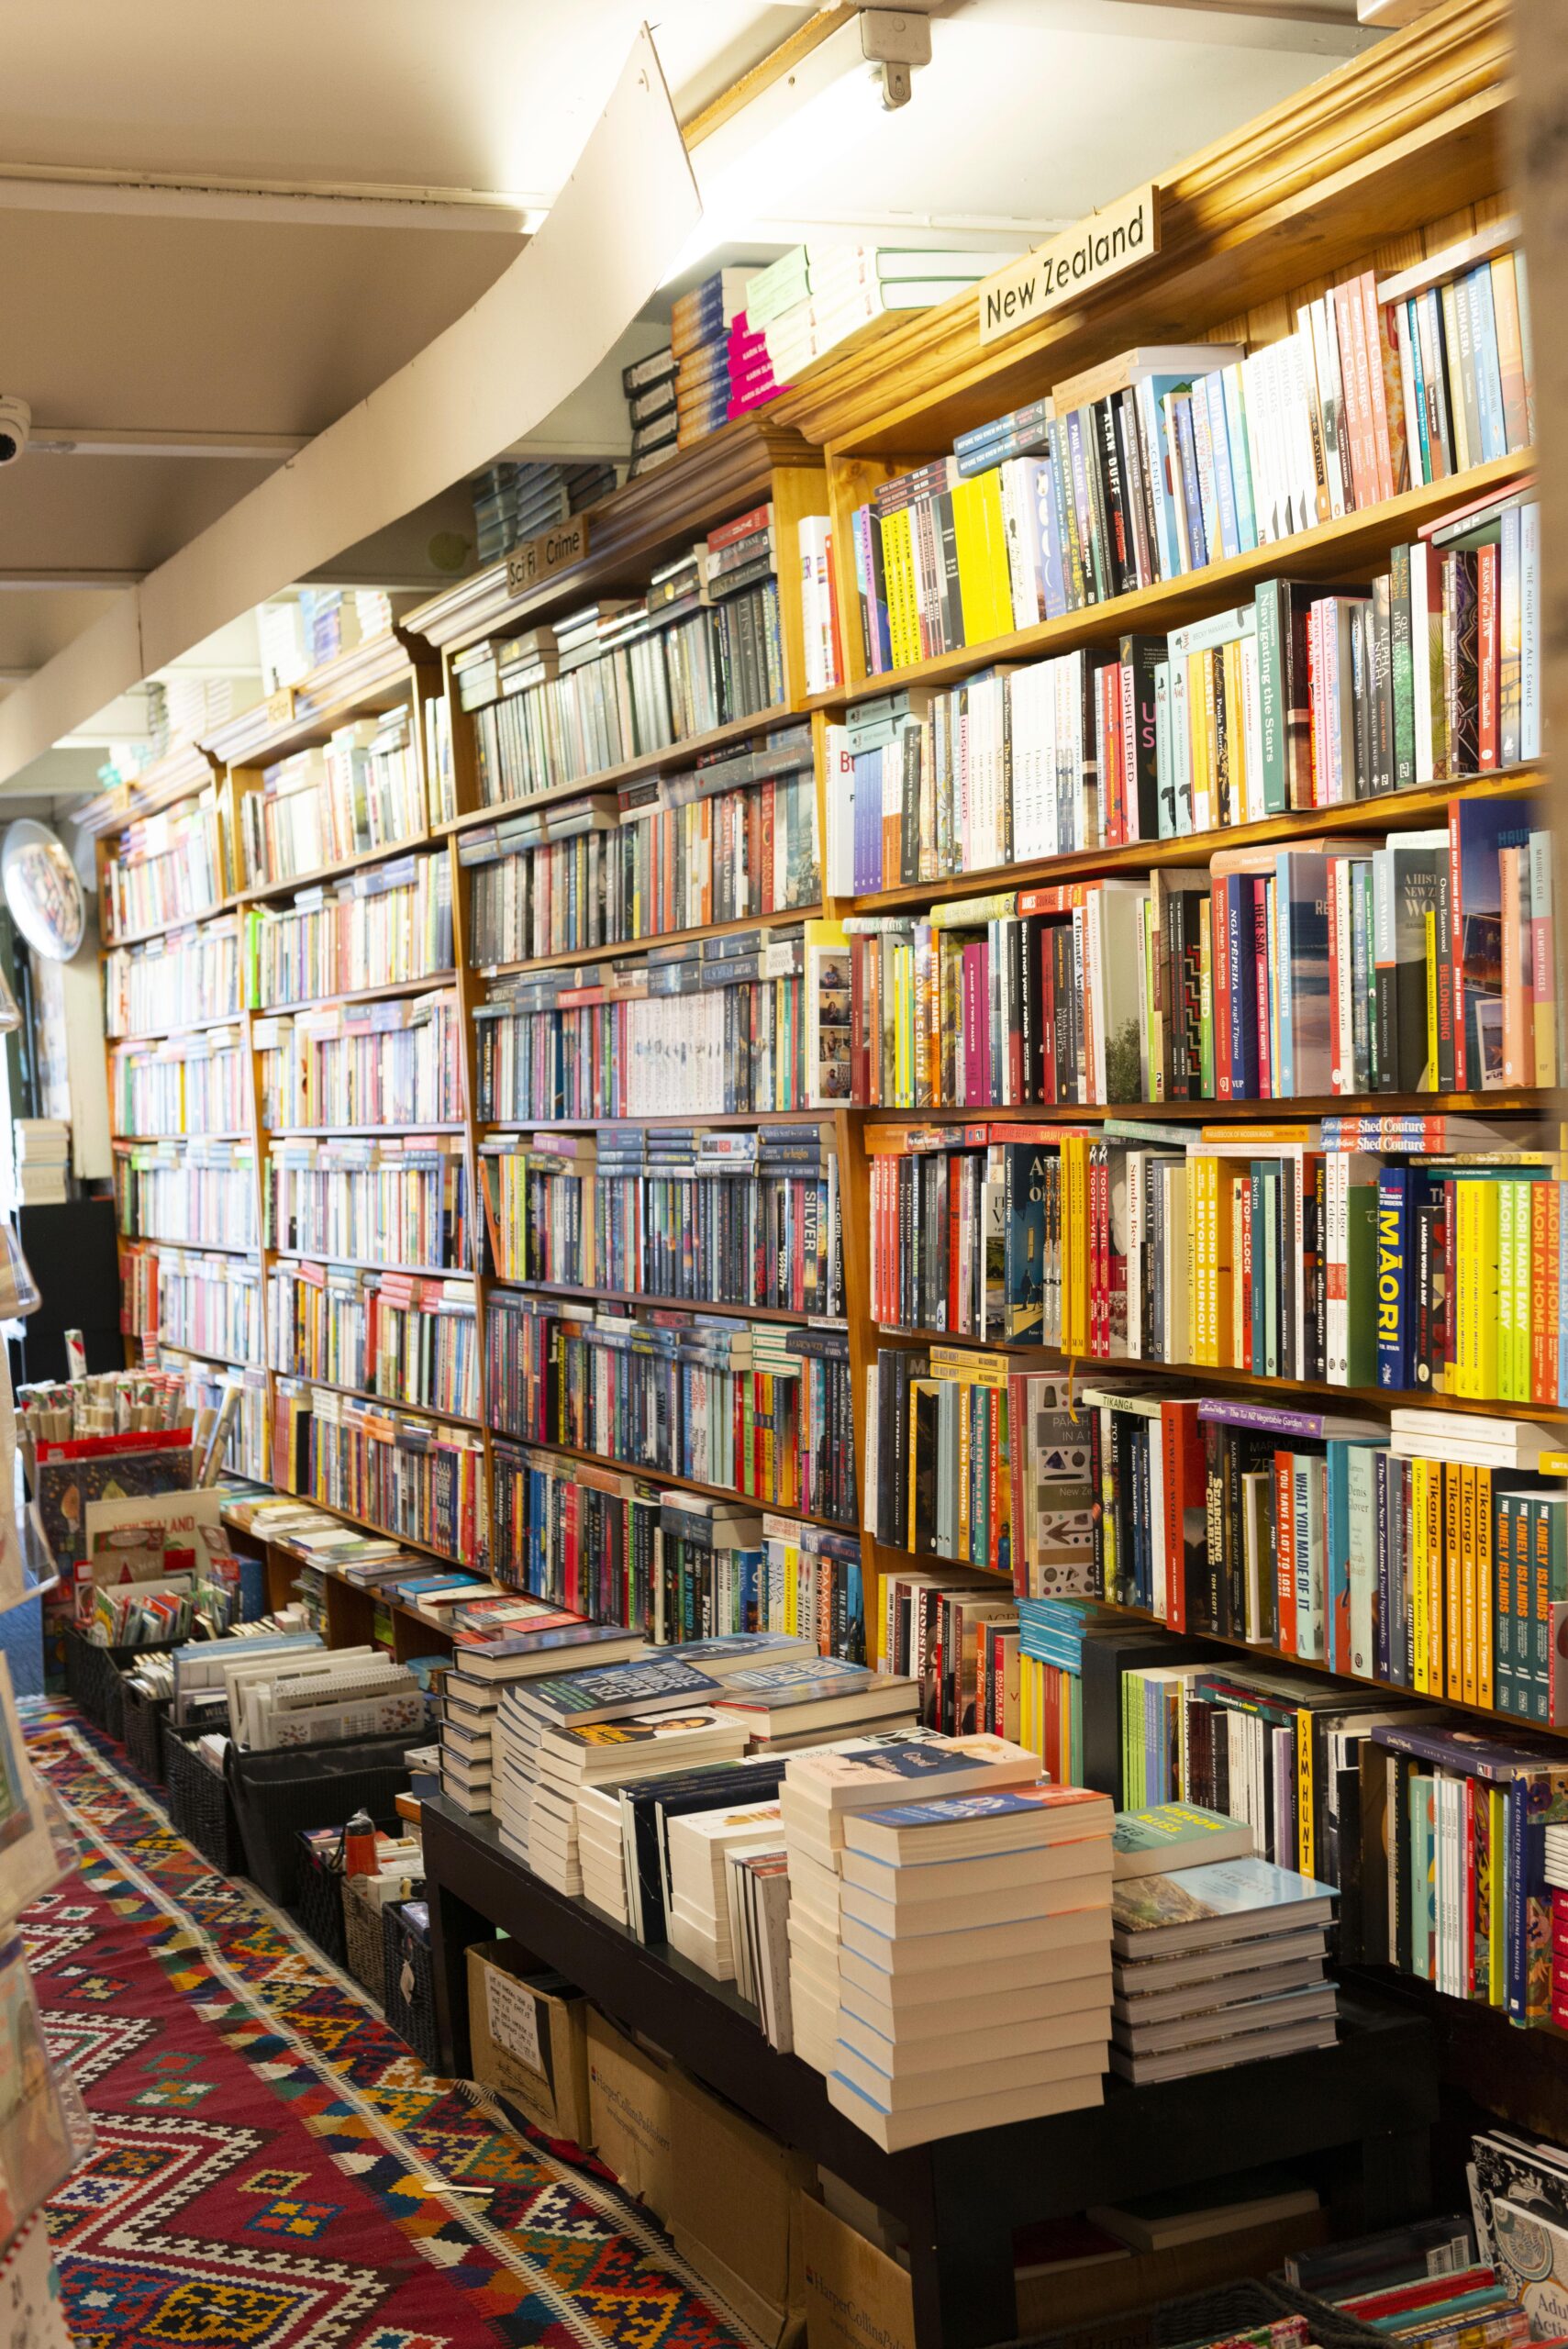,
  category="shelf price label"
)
[978,184,1161,345]
[506,516,590,596]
